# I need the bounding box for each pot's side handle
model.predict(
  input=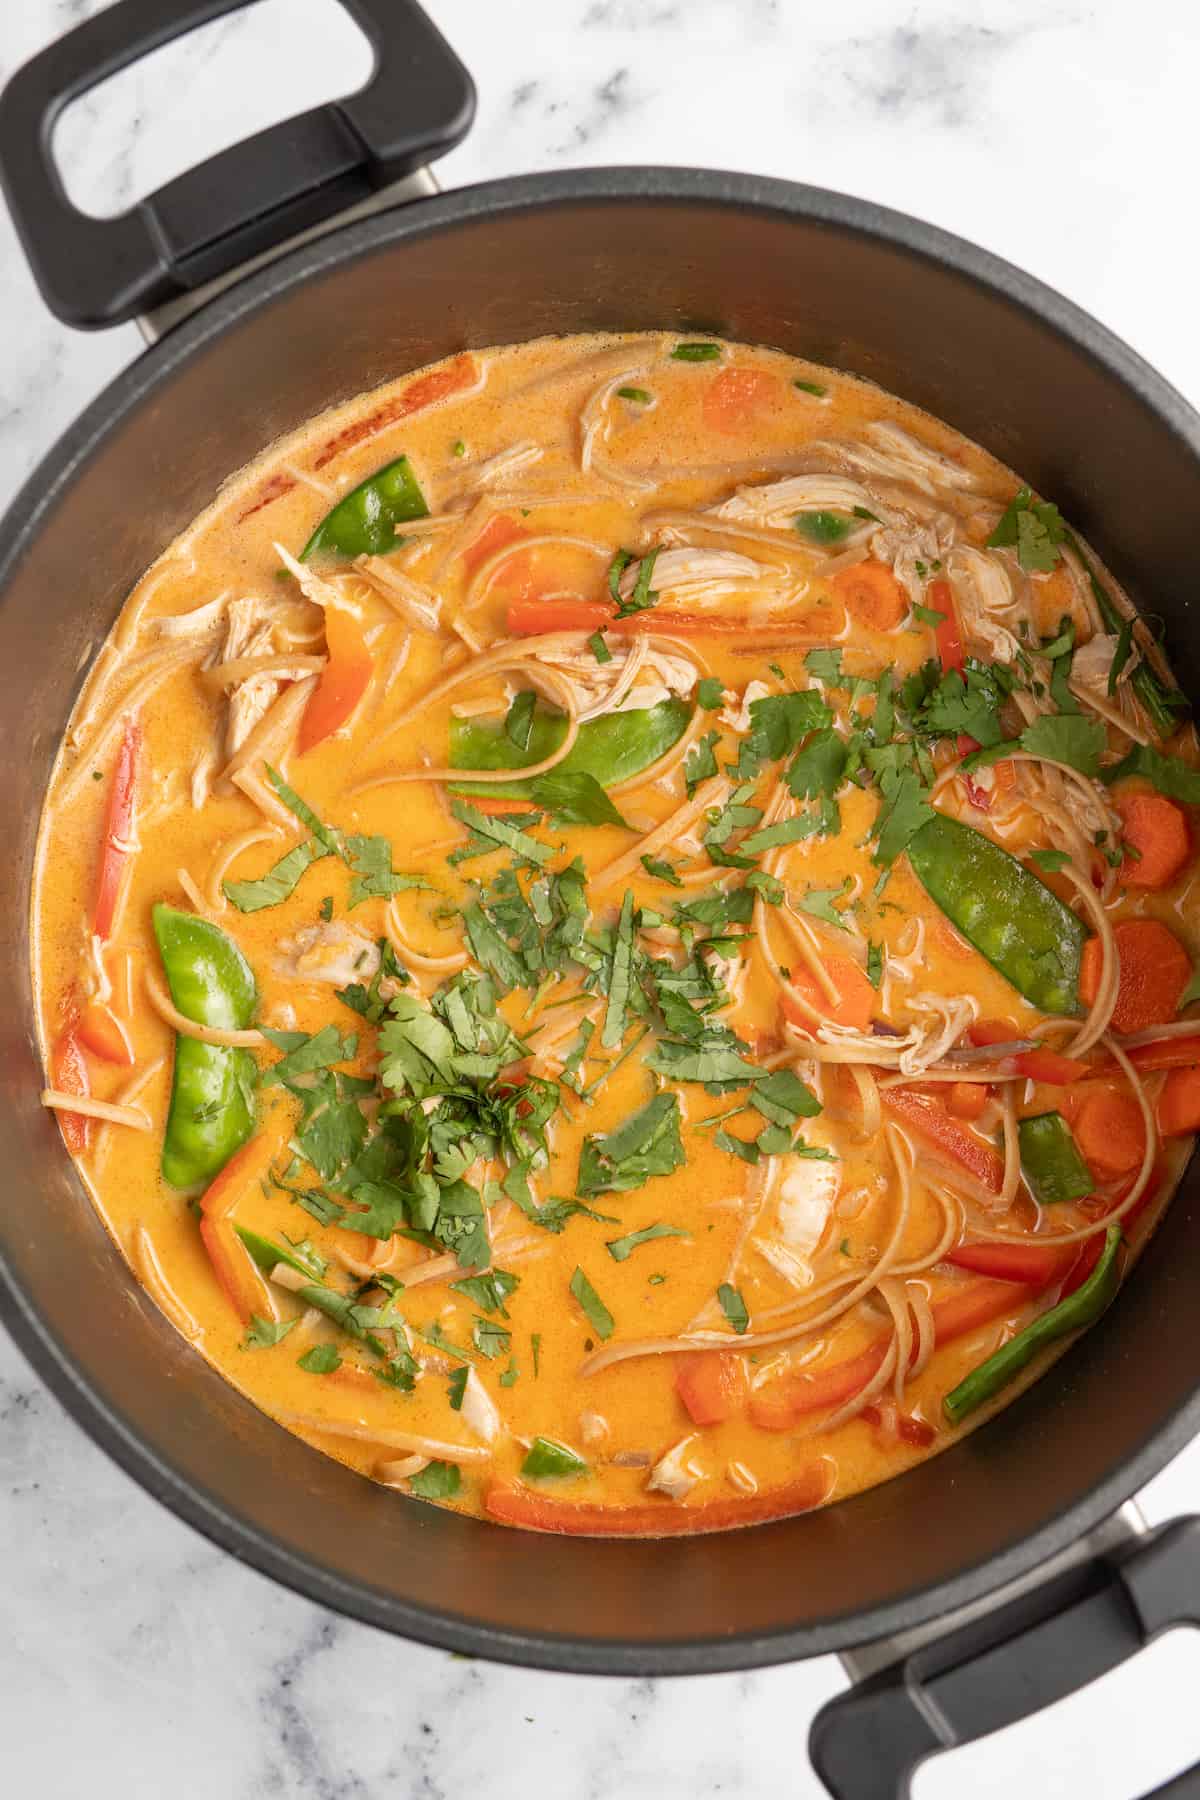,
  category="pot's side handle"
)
[809,1515,1200,1800]
[0,0,474,331]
